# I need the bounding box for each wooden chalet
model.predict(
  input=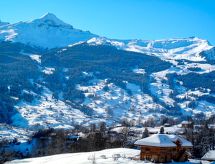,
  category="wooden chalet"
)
[181,121,193,129]
[134,134,192,163]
